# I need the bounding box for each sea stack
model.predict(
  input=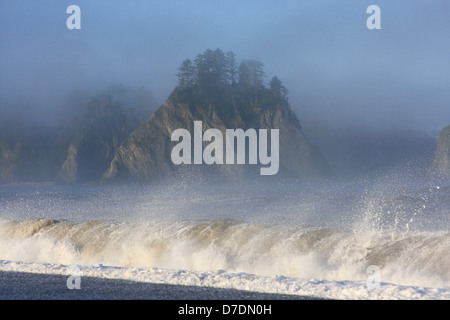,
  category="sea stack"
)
[430,125,450,175]
[103,49,328,183]
[57,95,138,184]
